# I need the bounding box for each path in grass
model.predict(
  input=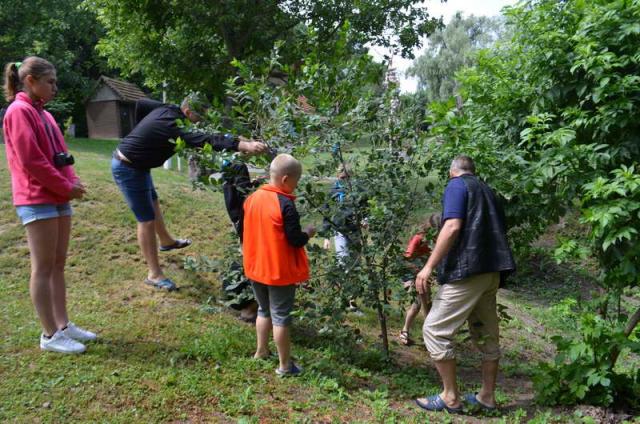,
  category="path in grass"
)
[0,138,593,423]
